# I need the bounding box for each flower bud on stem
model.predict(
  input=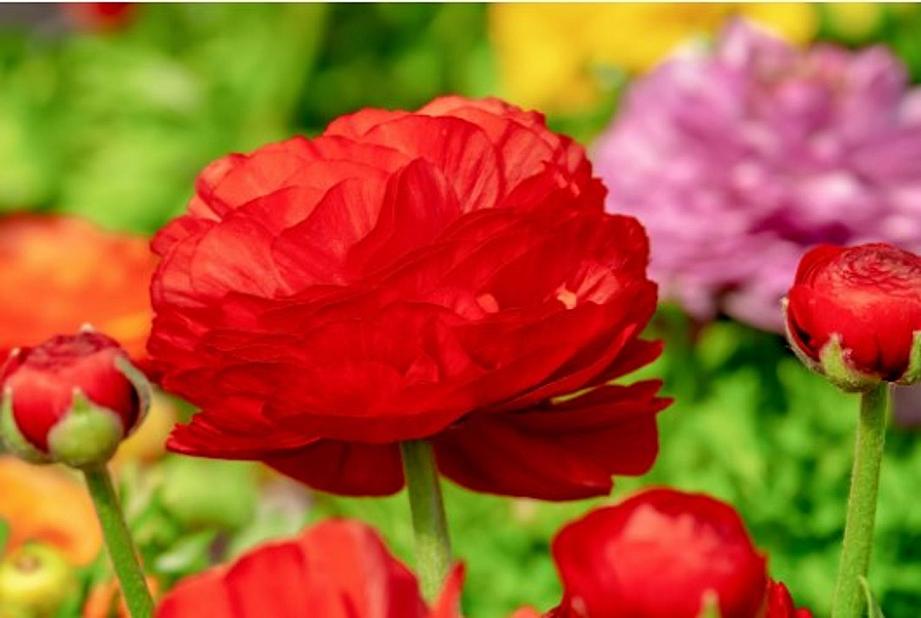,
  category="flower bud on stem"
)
[832,383,888,618]
[400,440,452,602]
[83,465,154,618]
